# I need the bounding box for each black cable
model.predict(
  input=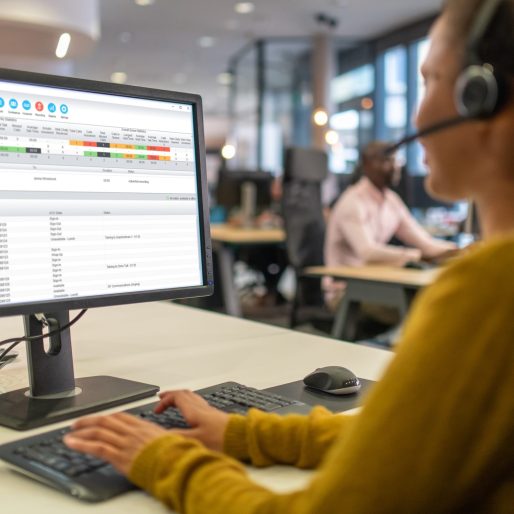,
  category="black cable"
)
[0,309,88,363]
